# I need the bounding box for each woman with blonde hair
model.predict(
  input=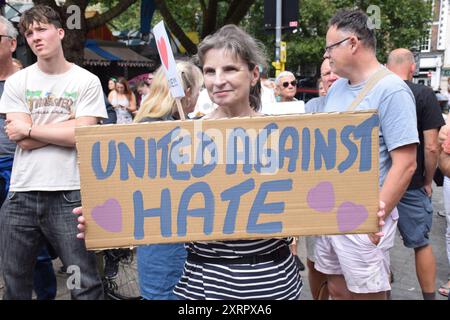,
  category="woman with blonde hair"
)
[134,61,202,123]
[133,60,203,300]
